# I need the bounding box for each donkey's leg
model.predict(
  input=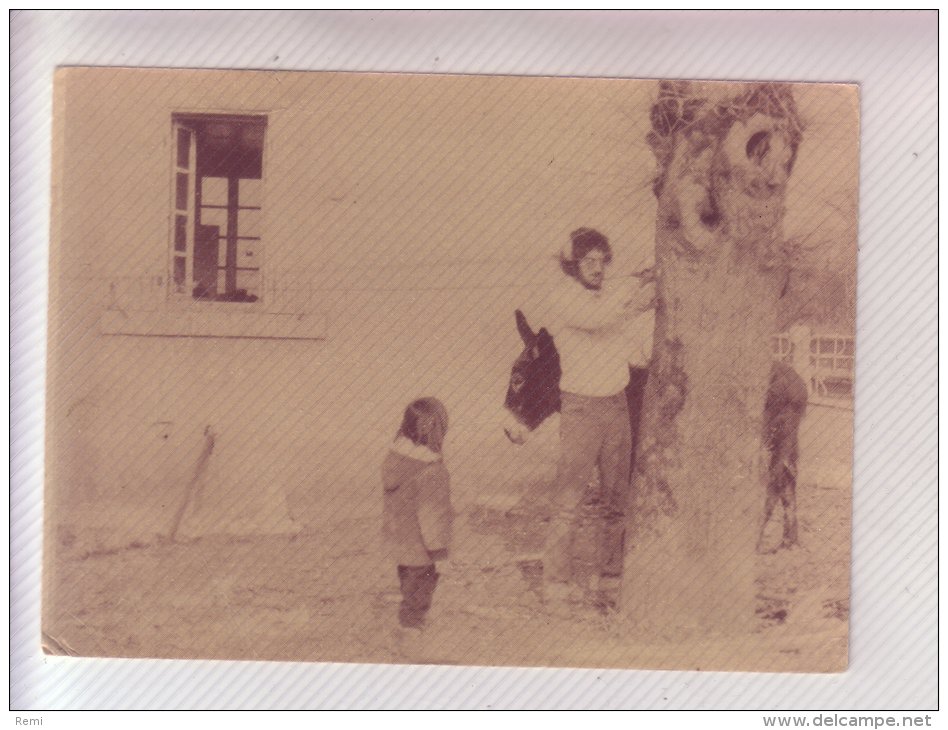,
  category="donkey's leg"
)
[780,466,799,549]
